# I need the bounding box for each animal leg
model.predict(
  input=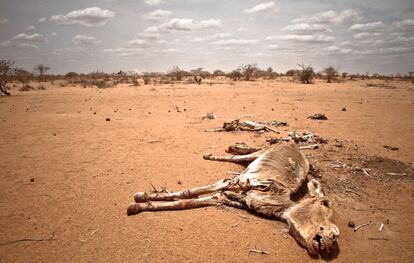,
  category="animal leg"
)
[127,194,222,215]
[134,178,237,202]
[203,151,263,163]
